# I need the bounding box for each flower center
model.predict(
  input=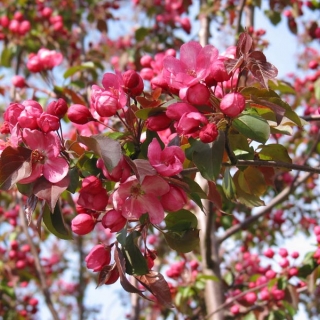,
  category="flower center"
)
[187,69,197,77]
[31,149,46,164]
[130,184,144,198]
